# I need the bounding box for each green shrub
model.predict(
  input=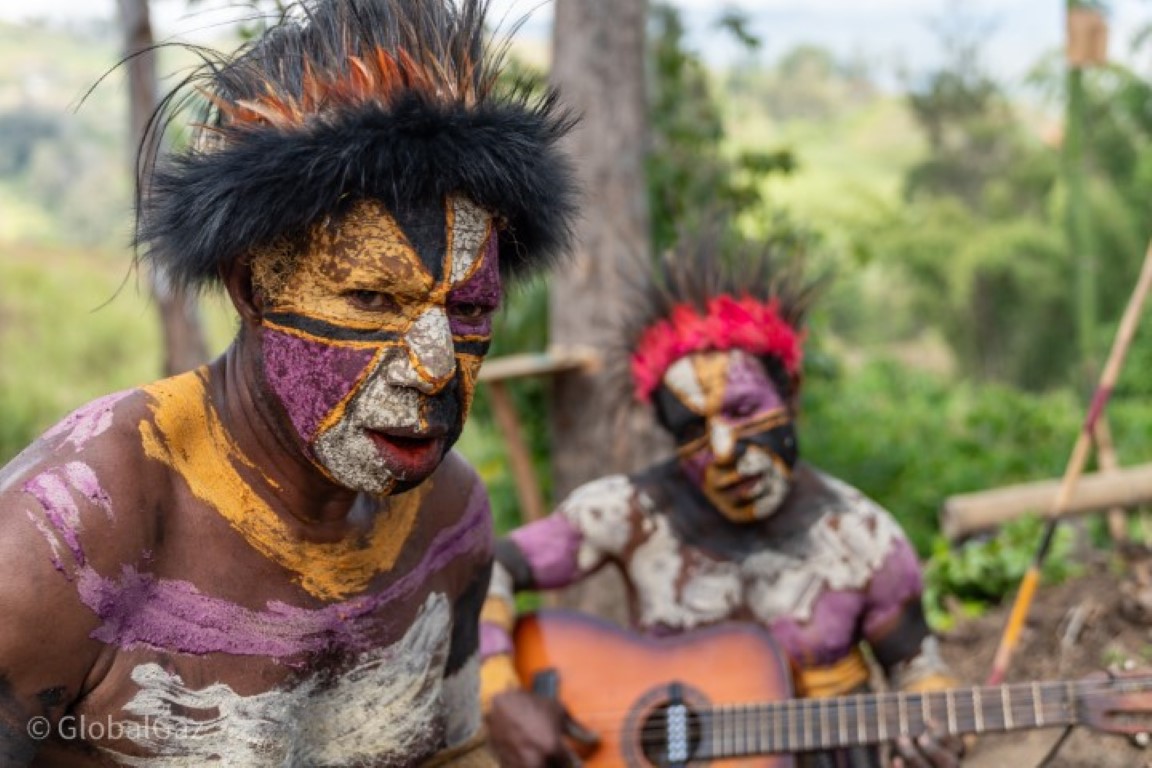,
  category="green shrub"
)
[922,515,1081,630]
